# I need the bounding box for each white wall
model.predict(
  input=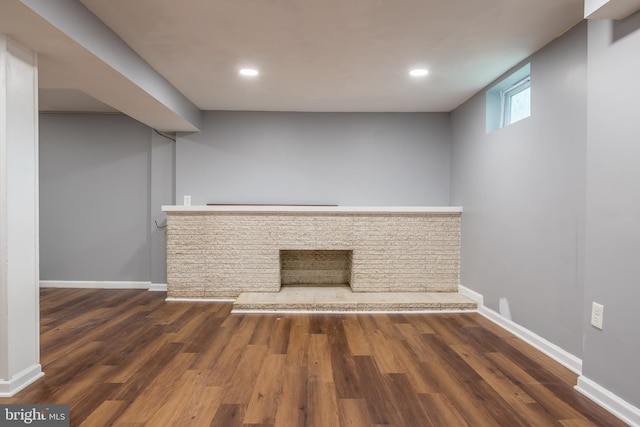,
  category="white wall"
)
[176,112,452,206]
